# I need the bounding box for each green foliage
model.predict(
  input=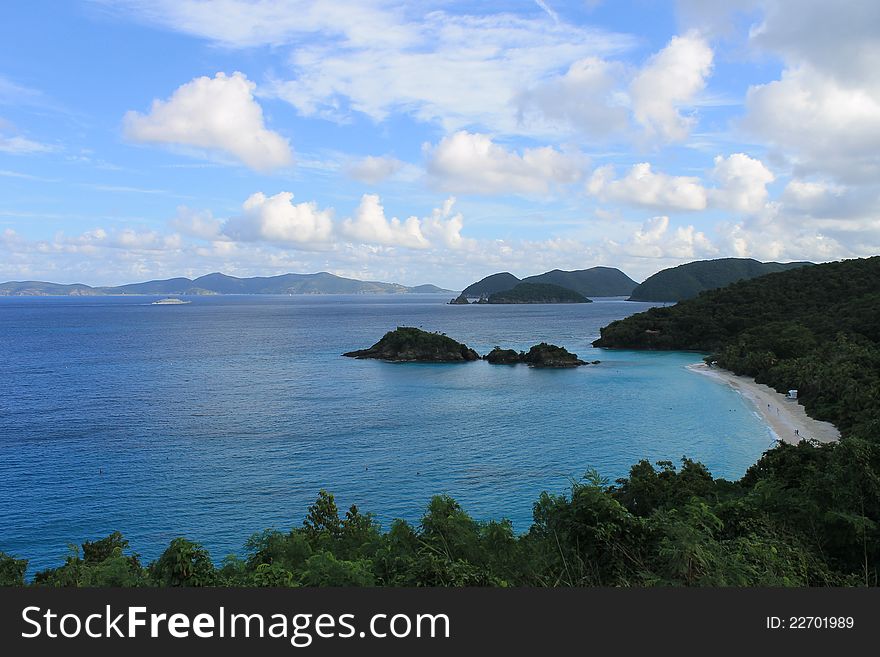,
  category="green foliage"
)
[595,257,880,438]
[629,257,811,302]
[0,552,27,586]
[150,537,216,587]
